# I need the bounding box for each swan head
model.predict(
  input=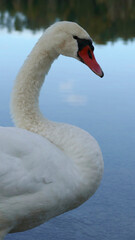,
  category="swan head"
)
[46,21,104,78]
